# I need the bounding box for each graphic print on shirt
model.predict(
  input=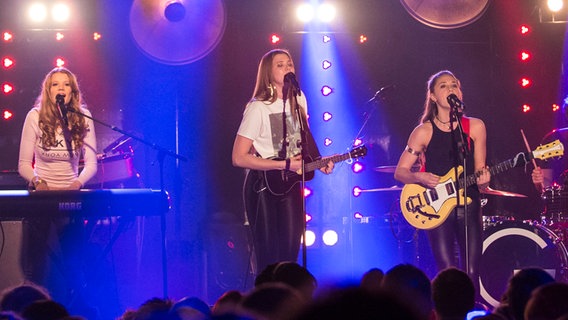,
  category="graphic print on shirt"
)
[268,111,302,158]
[38,134,81,160]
